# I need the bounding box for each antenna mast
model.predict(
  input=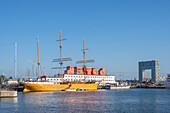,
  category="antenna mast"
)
[15,42,17,79]
[120,74,123,82]
[37,36,41,80]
